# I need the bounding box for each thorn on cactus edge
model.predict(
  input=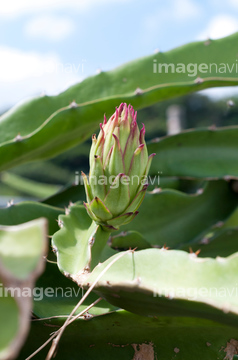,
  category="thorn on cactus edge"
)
[196,188,204,195]
[227,99,235,108]
[57,219,64,228]
[52,245,58,254]
[189,247,201,257]
[134,87,143,95]
[204,38,211,46]
[83,312,93,320]
[14,133,23,142]
[89,237,95,246]
[7,199,14,207]
[209,124,216,131]
[150,188,162,194]
[194,77,204,84]
[200,237,210,245]
[65,207,70,215]
[69,100,77,108]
